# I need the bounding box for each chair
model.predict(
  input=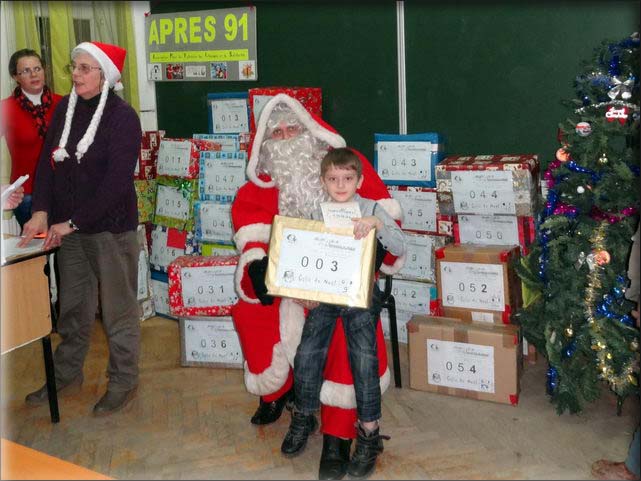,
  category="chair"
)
[380,274,401,388]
